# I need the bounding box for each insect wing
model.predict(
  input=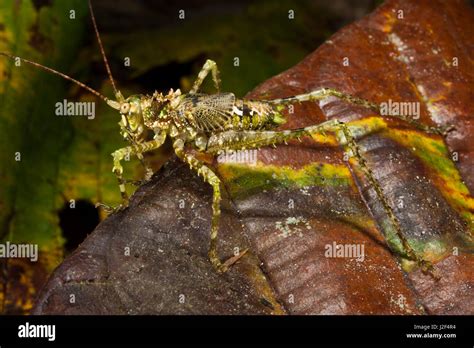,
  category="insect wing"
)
[183,93,236,132]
